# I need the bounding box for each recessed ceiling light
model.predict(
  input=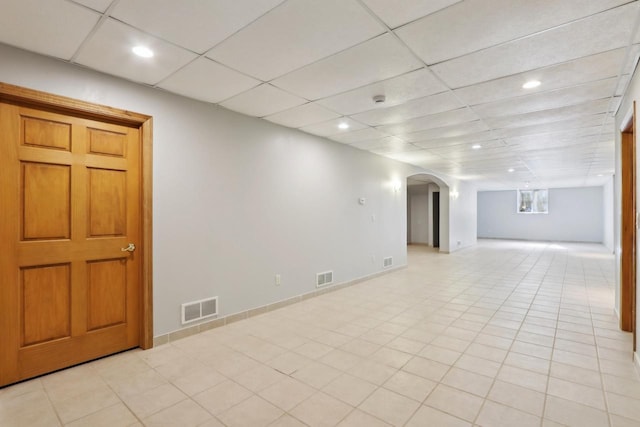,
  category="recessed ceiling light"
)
[508,168,515,172]
[338,122,349,130]
[132,45,154,58]
[522,80,541,89]
[597,174,604,177]
[472,144,482,149]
